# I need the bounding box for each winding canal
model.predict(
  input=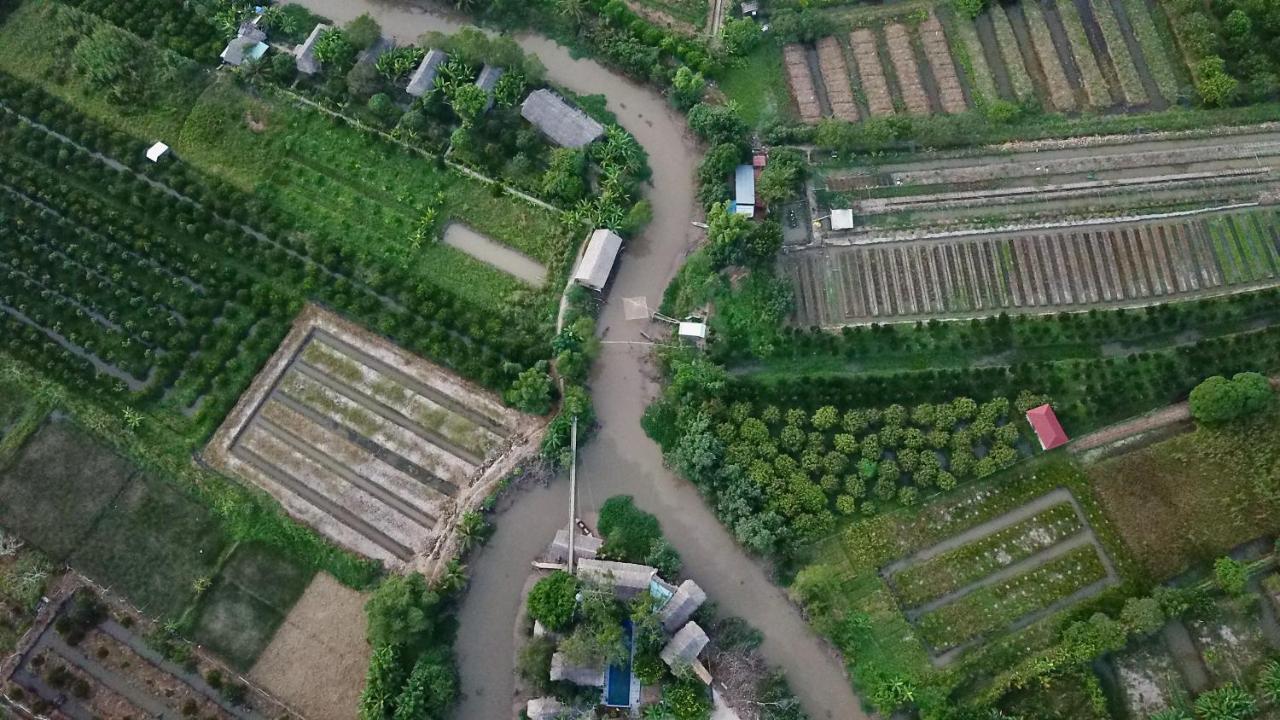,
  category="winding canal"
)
[286,2,864,717]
